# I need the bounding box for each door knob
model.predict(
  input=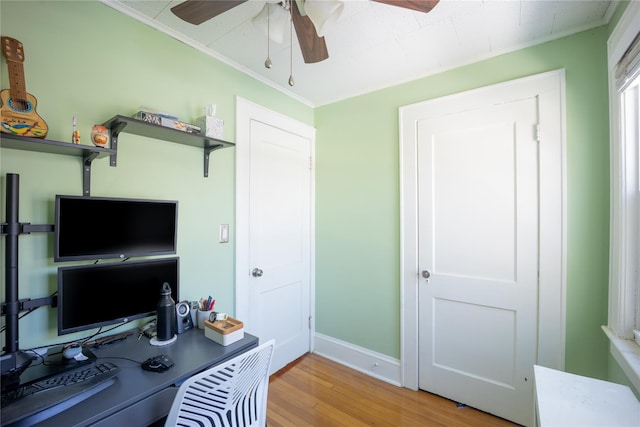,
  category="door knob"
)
[421,270,431,279]
[252,268,264,278]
